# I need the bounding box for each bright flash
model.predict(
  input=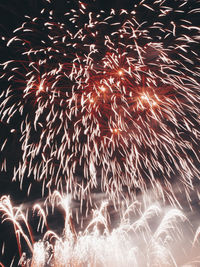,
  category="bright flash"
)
[111,128,119,134]
[118,70,123,76]
[141,94,148,101]
[38,81,44,92]
[100,86,106,92]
